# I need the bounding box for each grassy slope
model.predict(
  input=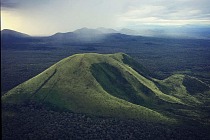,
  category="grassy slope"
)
[155,74,210,105]
[154,74,210,124]
[2,53,210,123]
[2,53,171,122]
[111,53,184,104]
